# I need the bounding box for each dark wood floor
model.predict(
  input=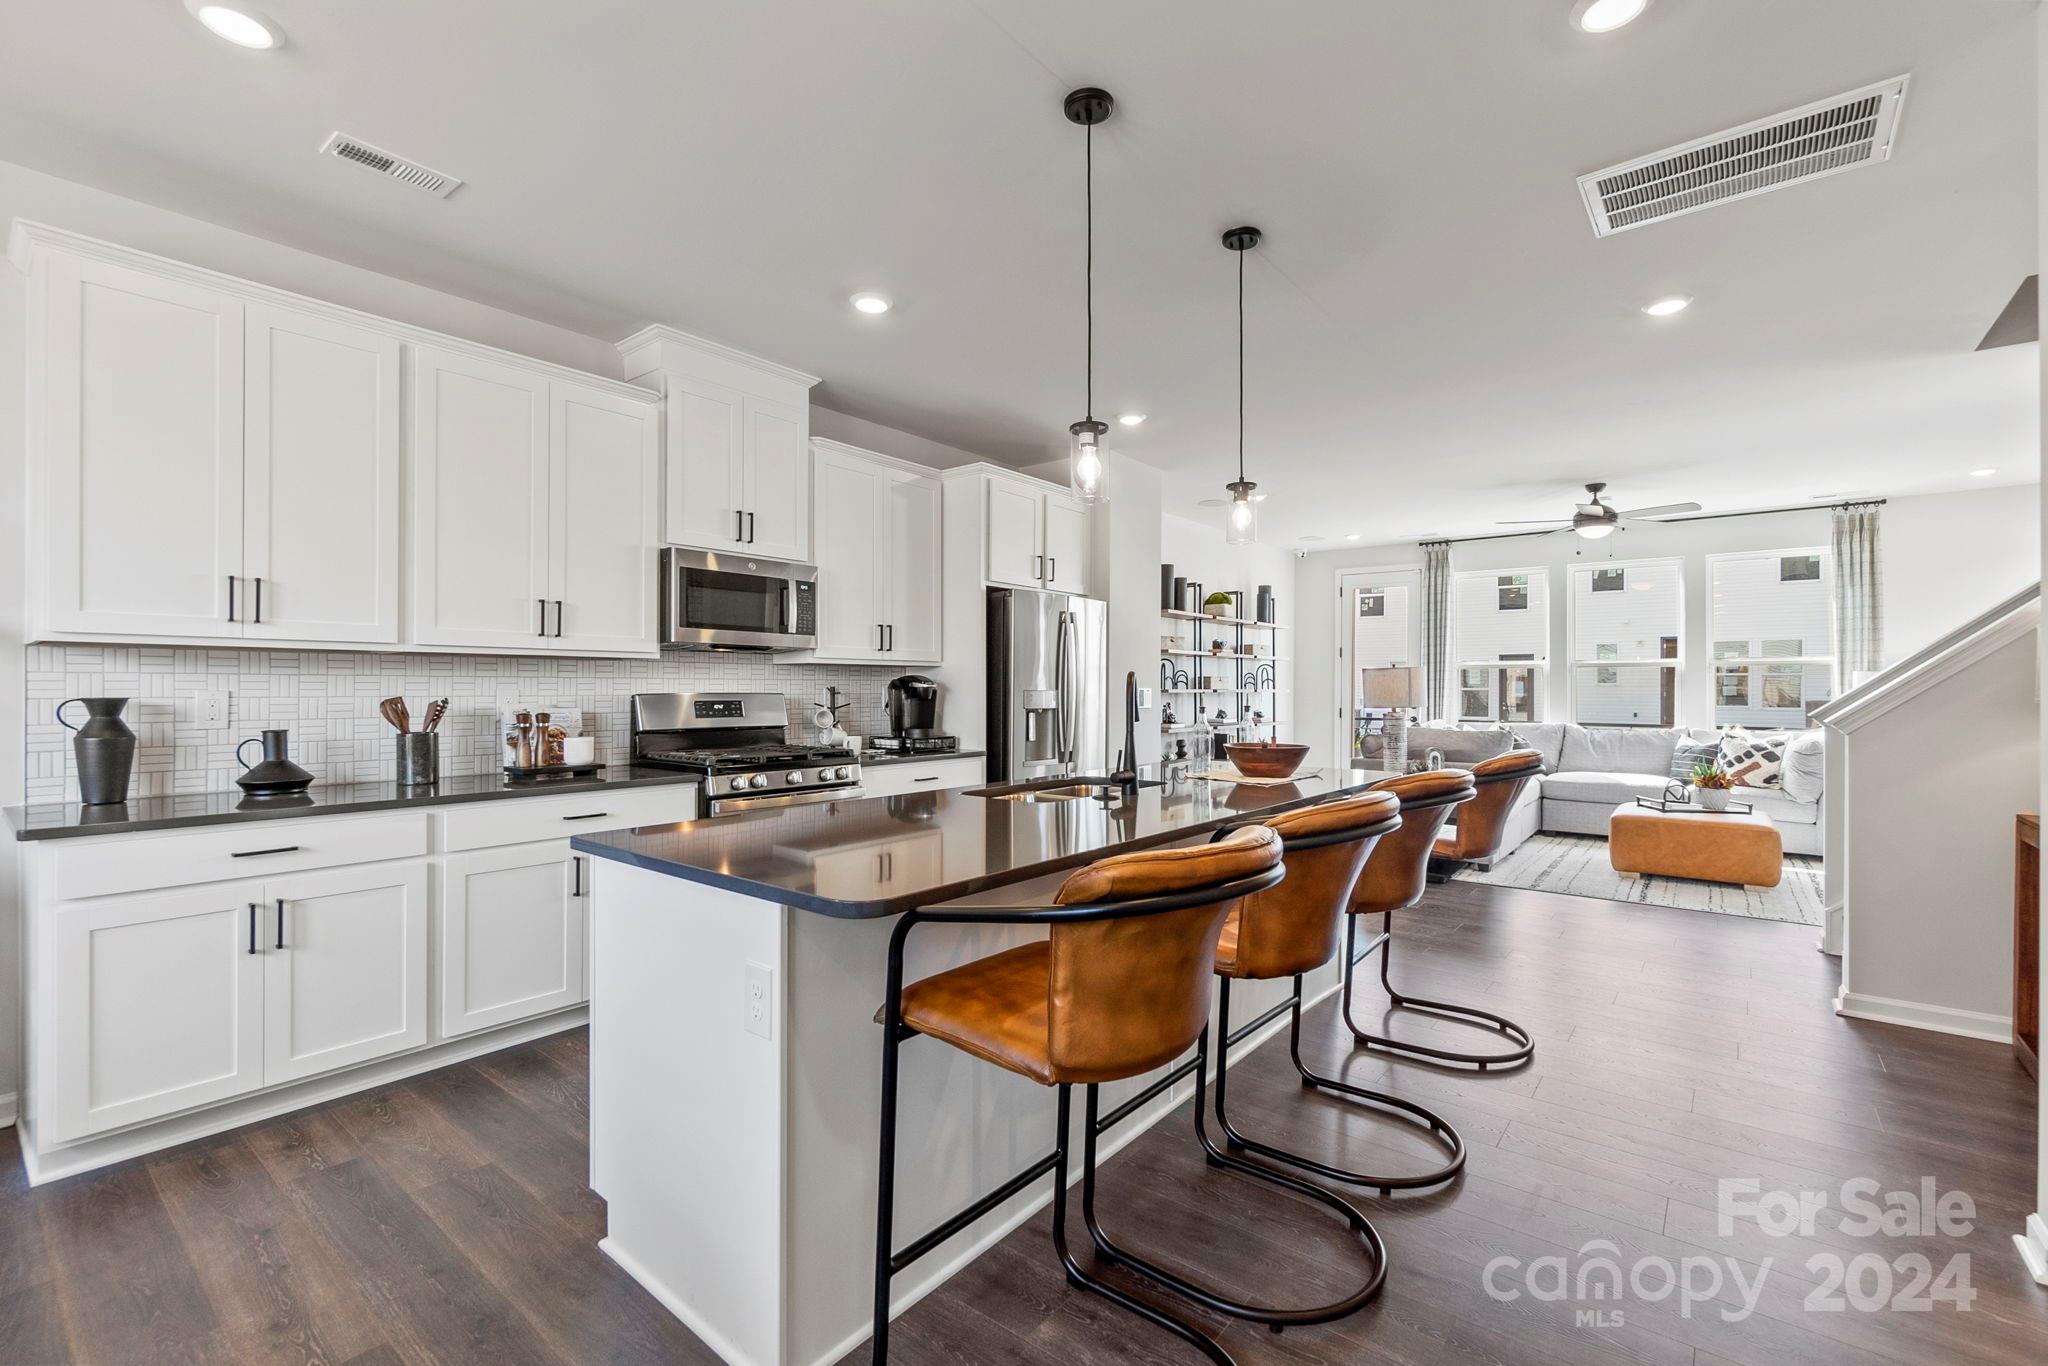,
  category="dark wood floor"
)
[2,884,2042,1365]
